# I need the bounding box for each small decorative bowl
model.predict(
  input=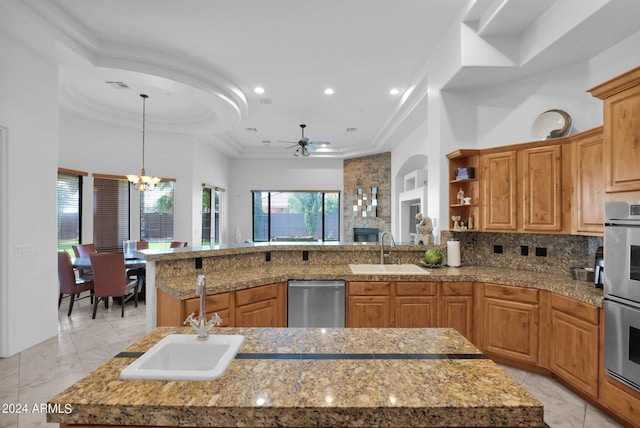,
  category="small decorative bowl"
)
[420,261,442,268]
